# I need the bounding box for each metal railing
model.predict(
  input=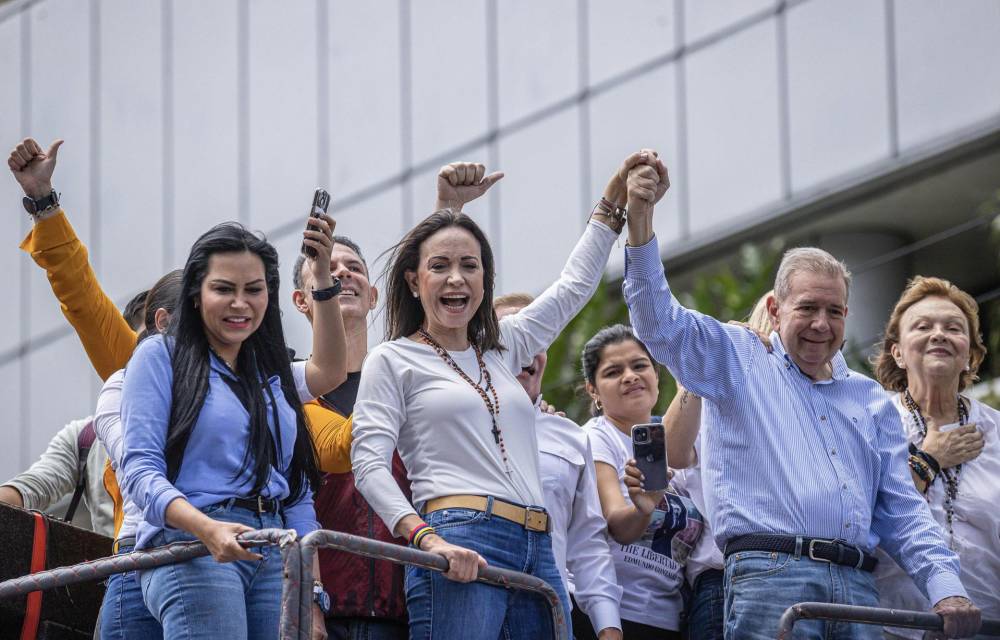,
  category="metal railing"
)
[777,602,1000,639]
[0,527,568,640]
[296,529,569,640]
